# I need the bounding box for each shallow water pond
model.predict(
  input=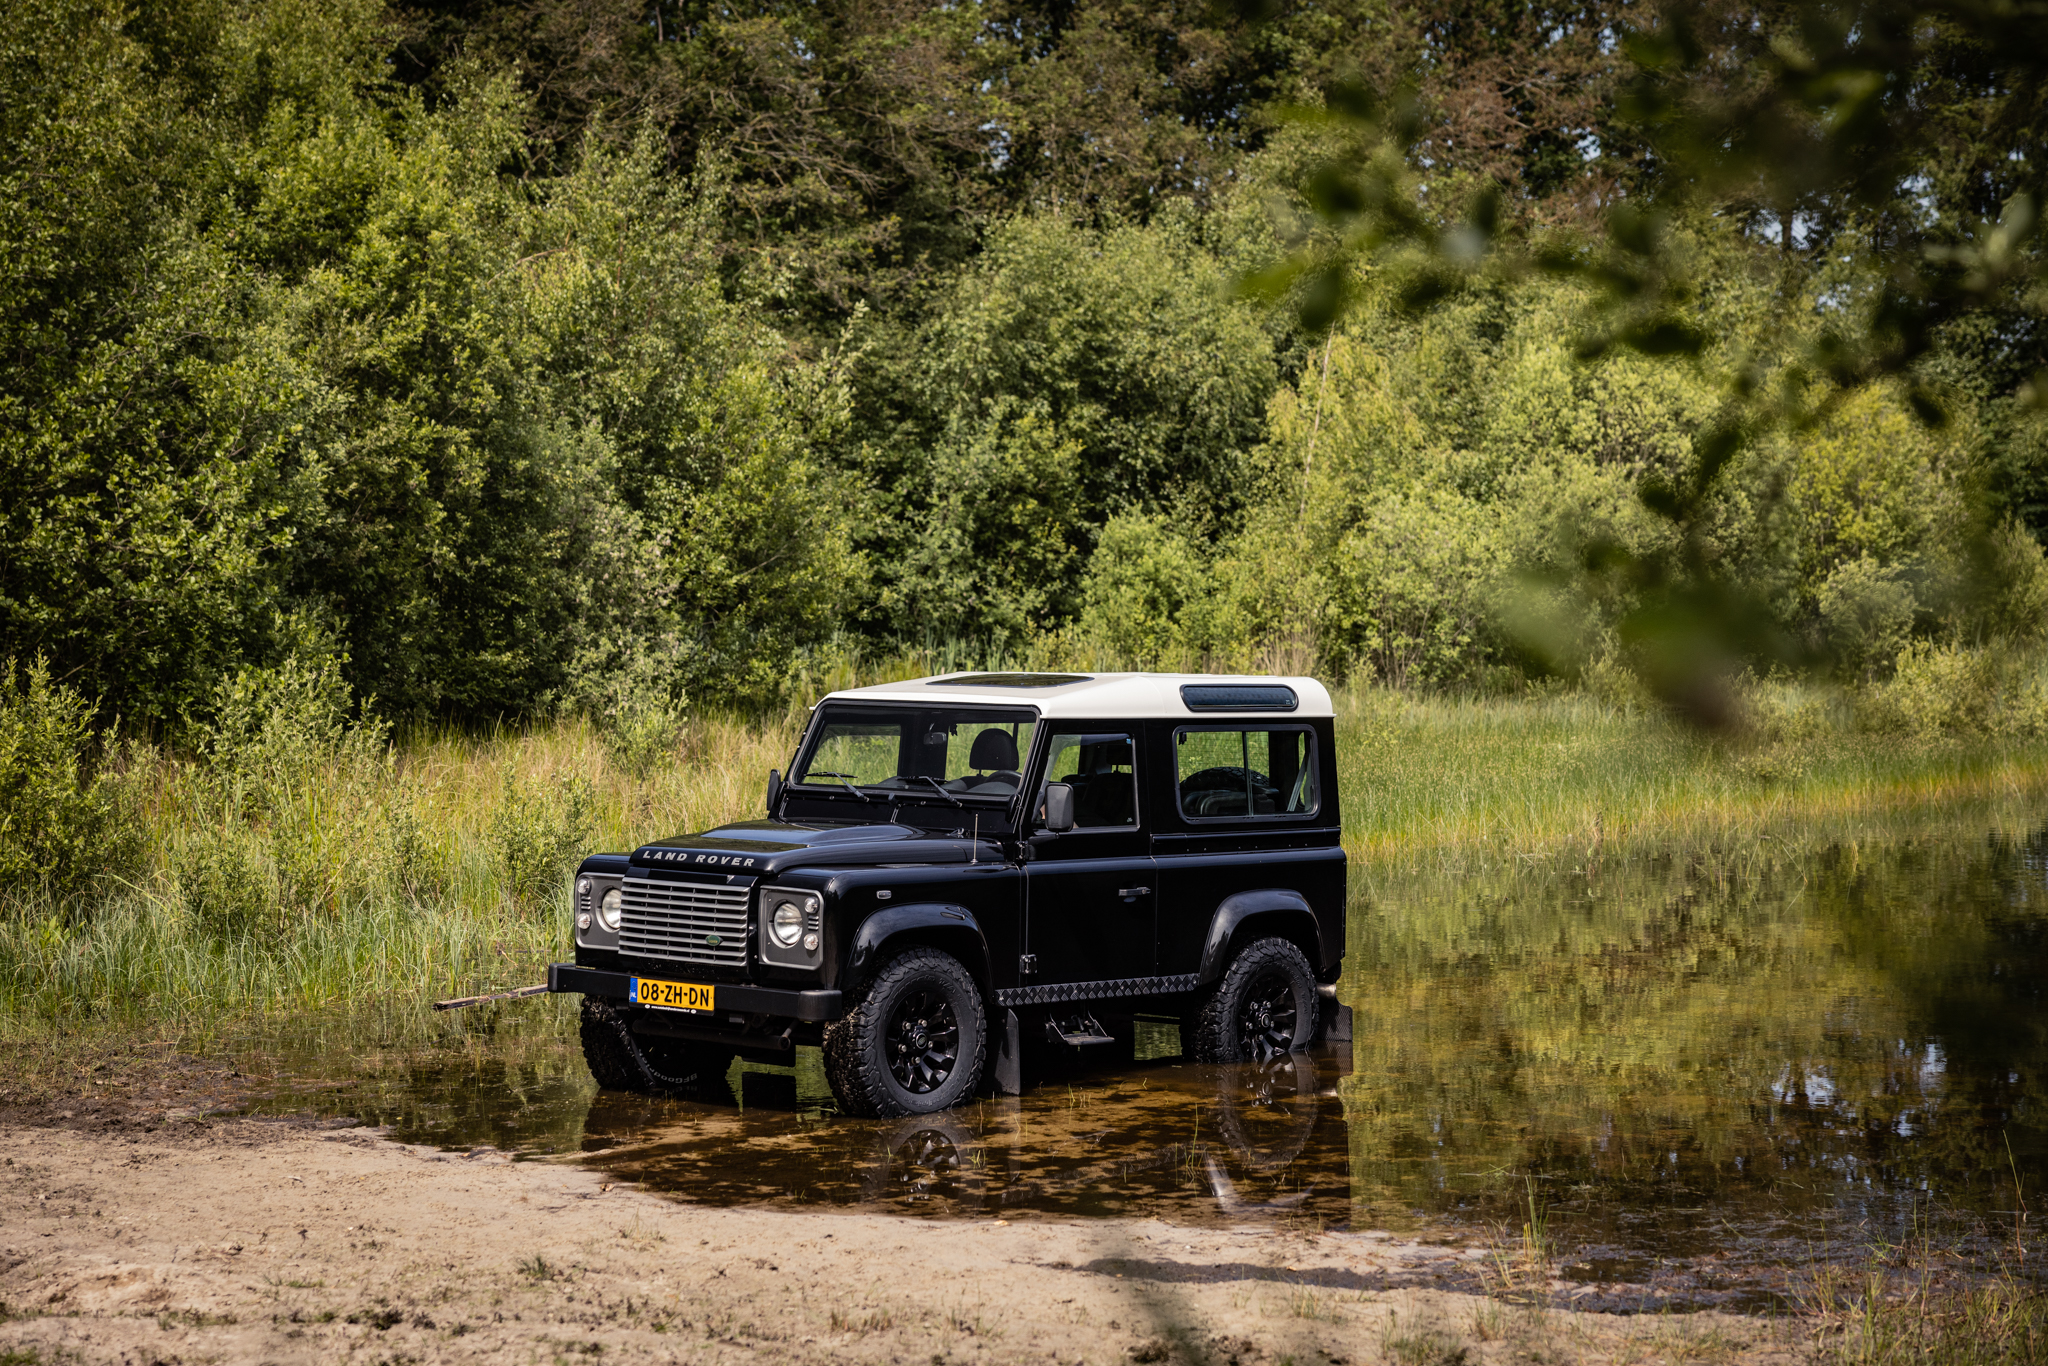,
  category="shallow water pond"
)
[244,816,2048,1307]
